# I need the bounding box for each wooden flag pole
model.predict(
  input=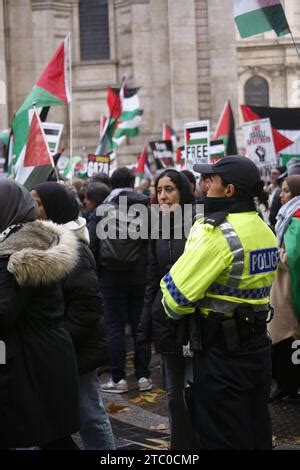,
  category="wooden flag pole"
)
[68,32,73,184]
